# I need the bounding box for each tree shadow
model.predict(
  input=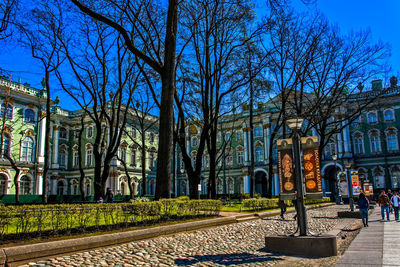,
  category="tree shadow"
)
[174,252,283,266]
[312,216,339,220]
